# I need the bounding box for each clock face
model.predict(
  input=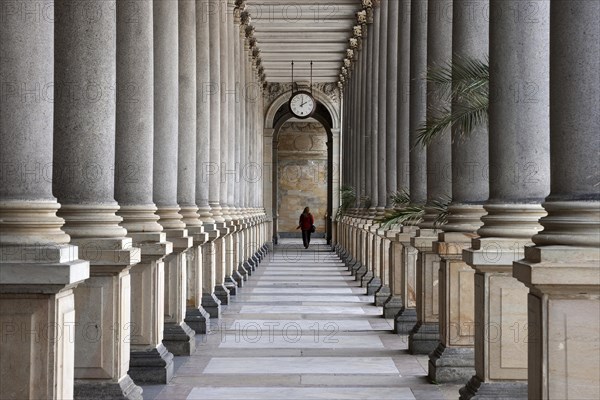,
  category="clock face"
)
[289,92,315,118]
